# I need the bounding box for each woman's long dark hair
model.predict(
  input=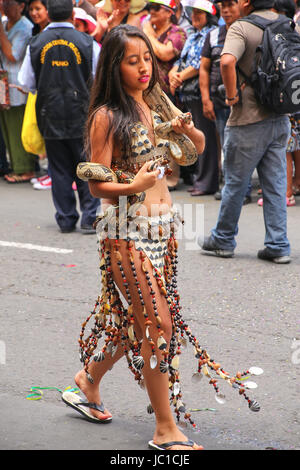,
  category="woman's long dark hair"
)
[86,25,161,160]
